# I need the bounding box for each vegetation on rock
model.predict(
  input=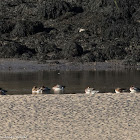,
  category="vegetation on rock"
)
[0,0,140,63]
